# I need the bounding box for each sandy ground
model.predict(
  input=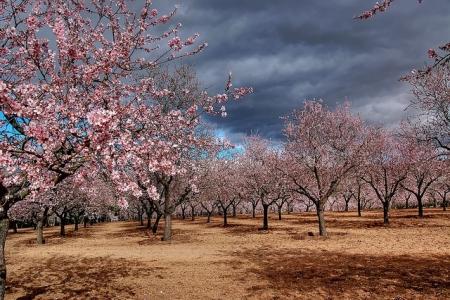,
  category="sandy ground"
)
[5,208,450,300]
